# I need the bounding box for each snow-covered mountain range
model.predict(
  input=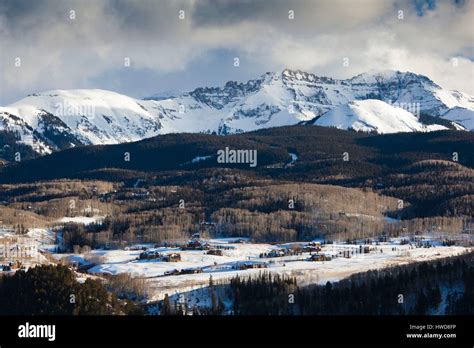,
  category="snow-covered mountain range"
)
[1,69,473,154]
